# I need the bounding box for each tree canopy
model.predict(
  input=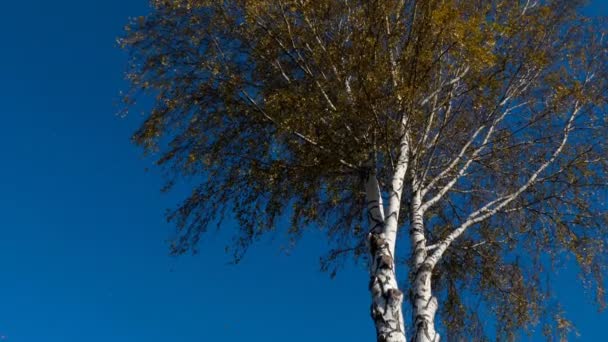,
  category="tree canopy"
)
[122,0,608,340]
